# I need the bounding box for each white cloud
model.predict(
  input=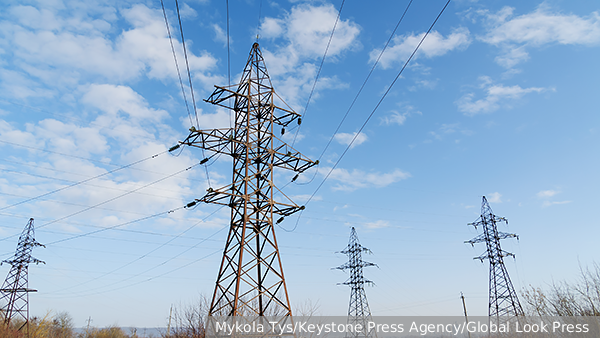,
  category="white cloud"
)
[259,3,360,108]
[179,3,197,19]
[333,132,368,148]
[1,3,219,95]
[536,189,570,208]
[197,107,232,130]
[457,76,548,115]
[537,189,559,198]
[481,6,600,68]
[260,17,285,39]
[426,123,473,142]
[487,192,502,203]
[381,111,407,126]
[212,24,229,46]
[0,82,201,223]
[323,167,411,191]
[82,84,168,122]
[281,4,360,58]
[371,27,471,69]
[542,200,571,208]
[366,220,389,229]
